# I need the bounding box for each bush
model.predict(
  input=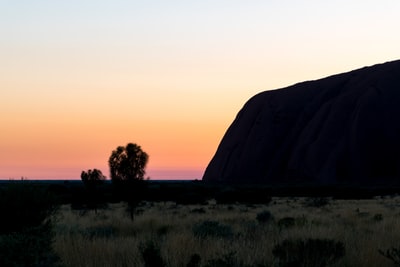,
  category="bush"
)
[0,183,57,233]
[193,220,233,239]
[273,238,345,267]
[373,213,383,222]
[379,247,400,266]
[0,223,60,267]
[186,254,201,267]
[256,210,274,224]
[0,183,59,267]
[191,208,206,214]
[81,226,116,239]
[156,225,171,236]
[205,252,237,267]
[140,241,166,267]
[305,197,330,207]
[277,217,296,229]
